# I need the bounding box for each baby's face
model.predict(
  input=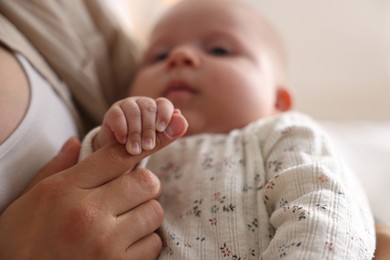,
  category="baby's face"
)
[130,0,286,135]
